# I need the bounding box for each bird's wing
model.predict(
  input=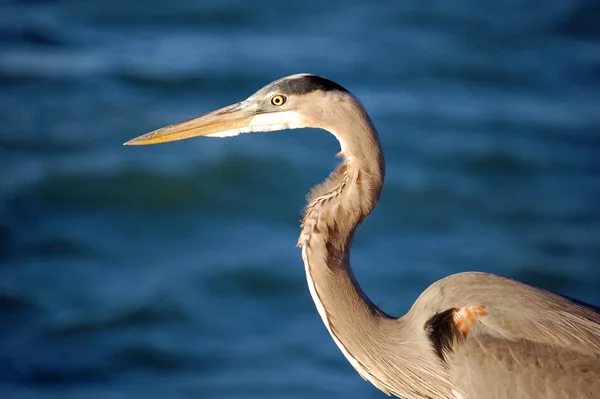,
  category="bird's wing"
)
[419,272,600,398]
